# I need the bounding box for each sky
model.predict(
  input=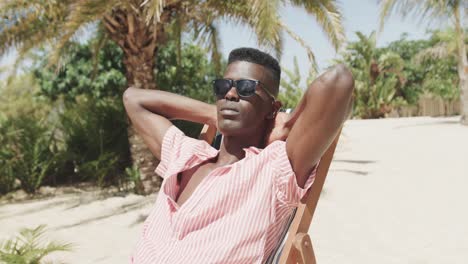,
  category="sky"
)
[217,0,445,85]
[0,0,448,83]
